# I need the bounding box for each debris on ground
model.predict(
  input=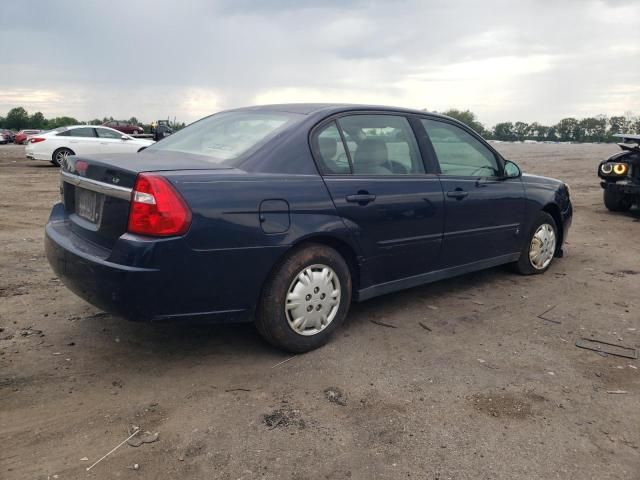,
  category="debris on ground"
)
[575,338,638,359]
[225,388,251,392]
[369,319,397,328]
[86,428,140,471]
[418,322,432,331]
[477,358,499,370]
[537,305,561,324]
[606,390,628,394]
[127,430,159,447]
[19,327,43,337]
[324,387,347,406]
[263,407,306,430]
[271,356,295,369]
